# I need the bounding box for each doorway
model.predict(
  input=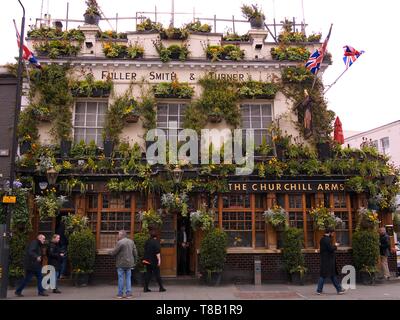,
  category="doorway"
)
[177,215,192,276]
